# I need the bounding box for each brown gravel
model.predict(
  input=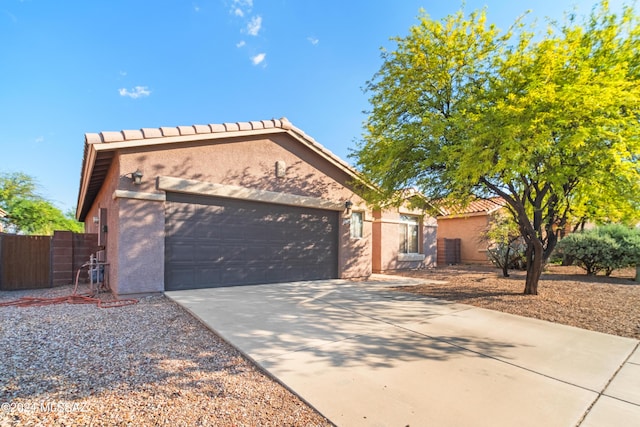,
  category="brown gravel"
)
[0,285,331,427]
[393,264,640,340]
